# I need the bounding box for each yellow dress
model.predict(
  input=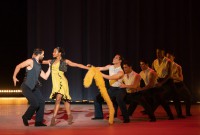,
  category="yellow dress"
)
[49,61,71,101]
